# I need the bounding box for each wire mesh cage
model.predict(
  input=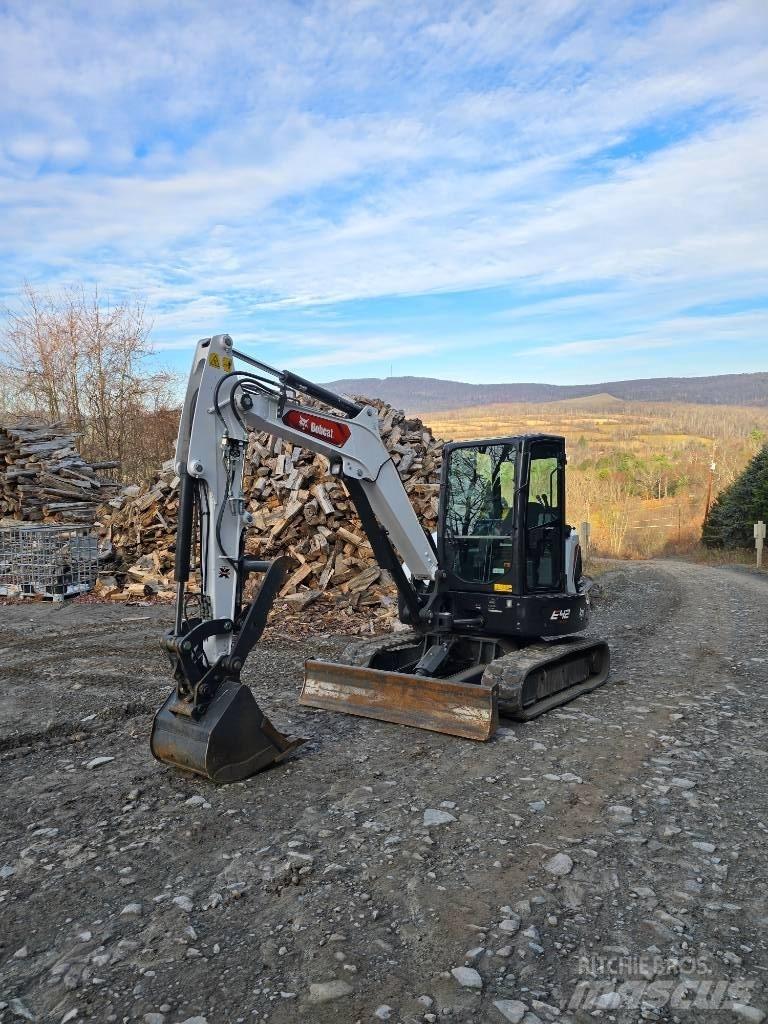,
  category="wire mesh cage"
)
[0,524,100,599]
